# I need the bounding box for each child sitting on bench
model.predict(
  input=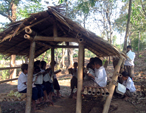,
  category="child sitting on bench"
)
[88,58,107,87]
[18,63,39,110]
